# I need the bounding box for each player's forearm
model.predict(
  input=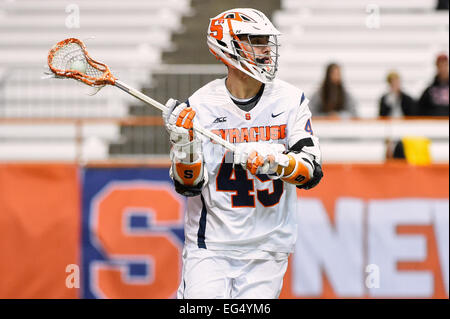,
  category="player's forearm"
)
[170,155,208,197]
[276,153,314,186]
[170,138,206,188]
[173,158,204,186]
